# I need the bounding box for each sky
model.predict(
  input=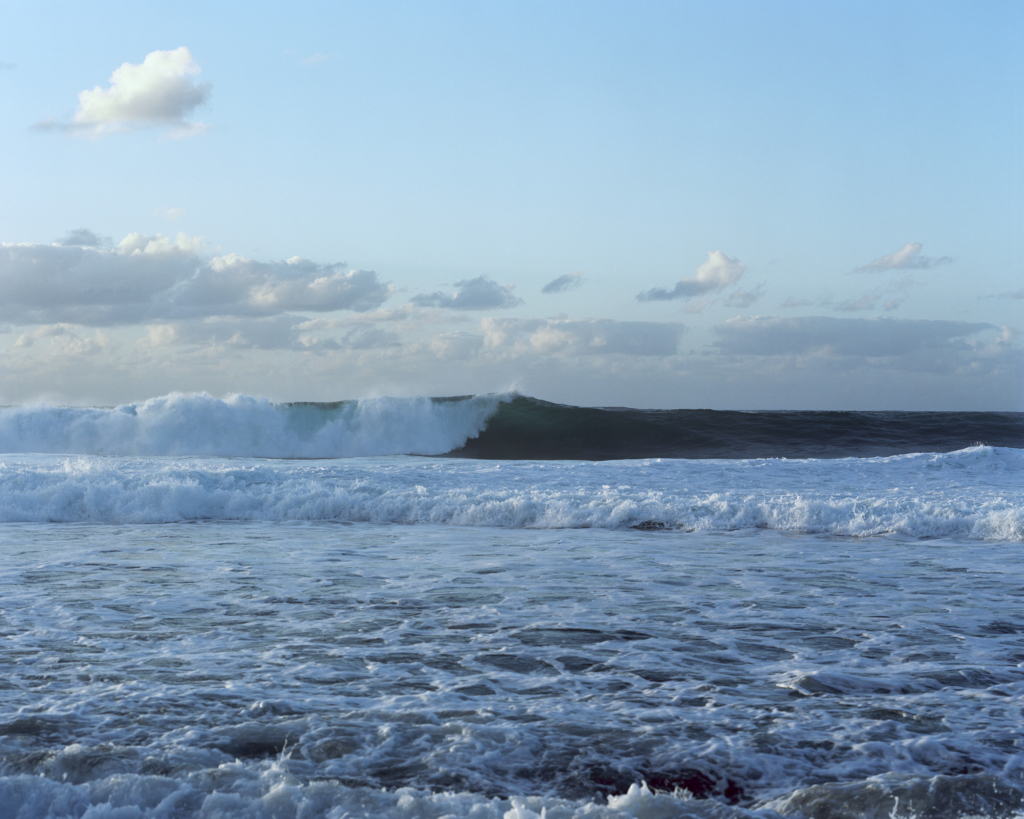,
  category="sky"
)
[1,0,1021,409]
